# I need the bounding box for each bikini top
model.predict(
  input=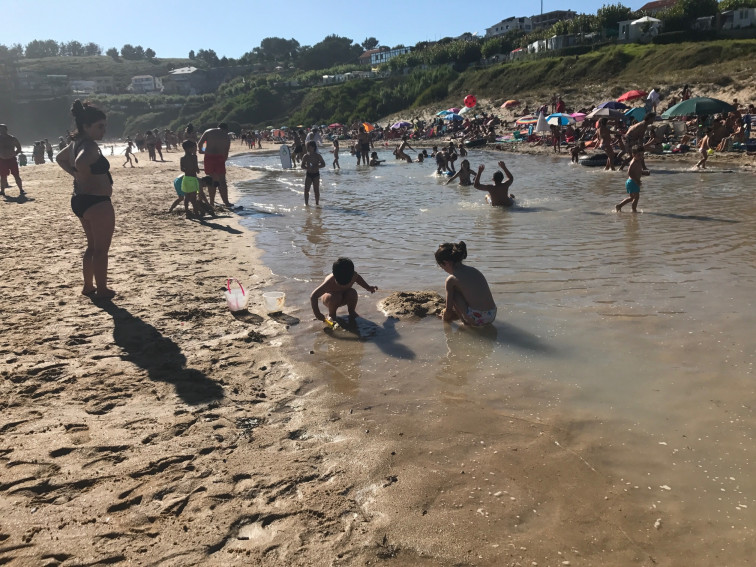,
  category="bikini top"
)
[71,140,113,191]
